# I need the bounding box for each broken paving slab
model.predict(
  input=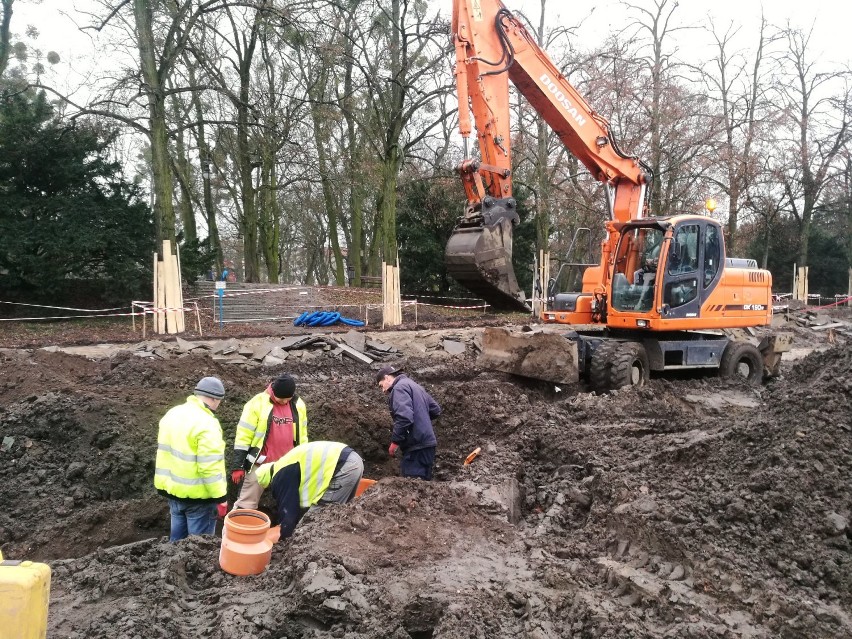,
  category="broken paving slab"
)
[262,353,286,367]
[336,343,373,365]
[421,333,442,349]
[212,353,247,363]
[365,339,396,353]
[408,342,428,354]
[211,338,241,355]
[811,322,847,331]
[251,342,275,361]
[137,340,168,352]
[442,339,465,356]
[279,335,324,350]
[338,330,367,353]
[267,347,288,360]
[174,336,198,353]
